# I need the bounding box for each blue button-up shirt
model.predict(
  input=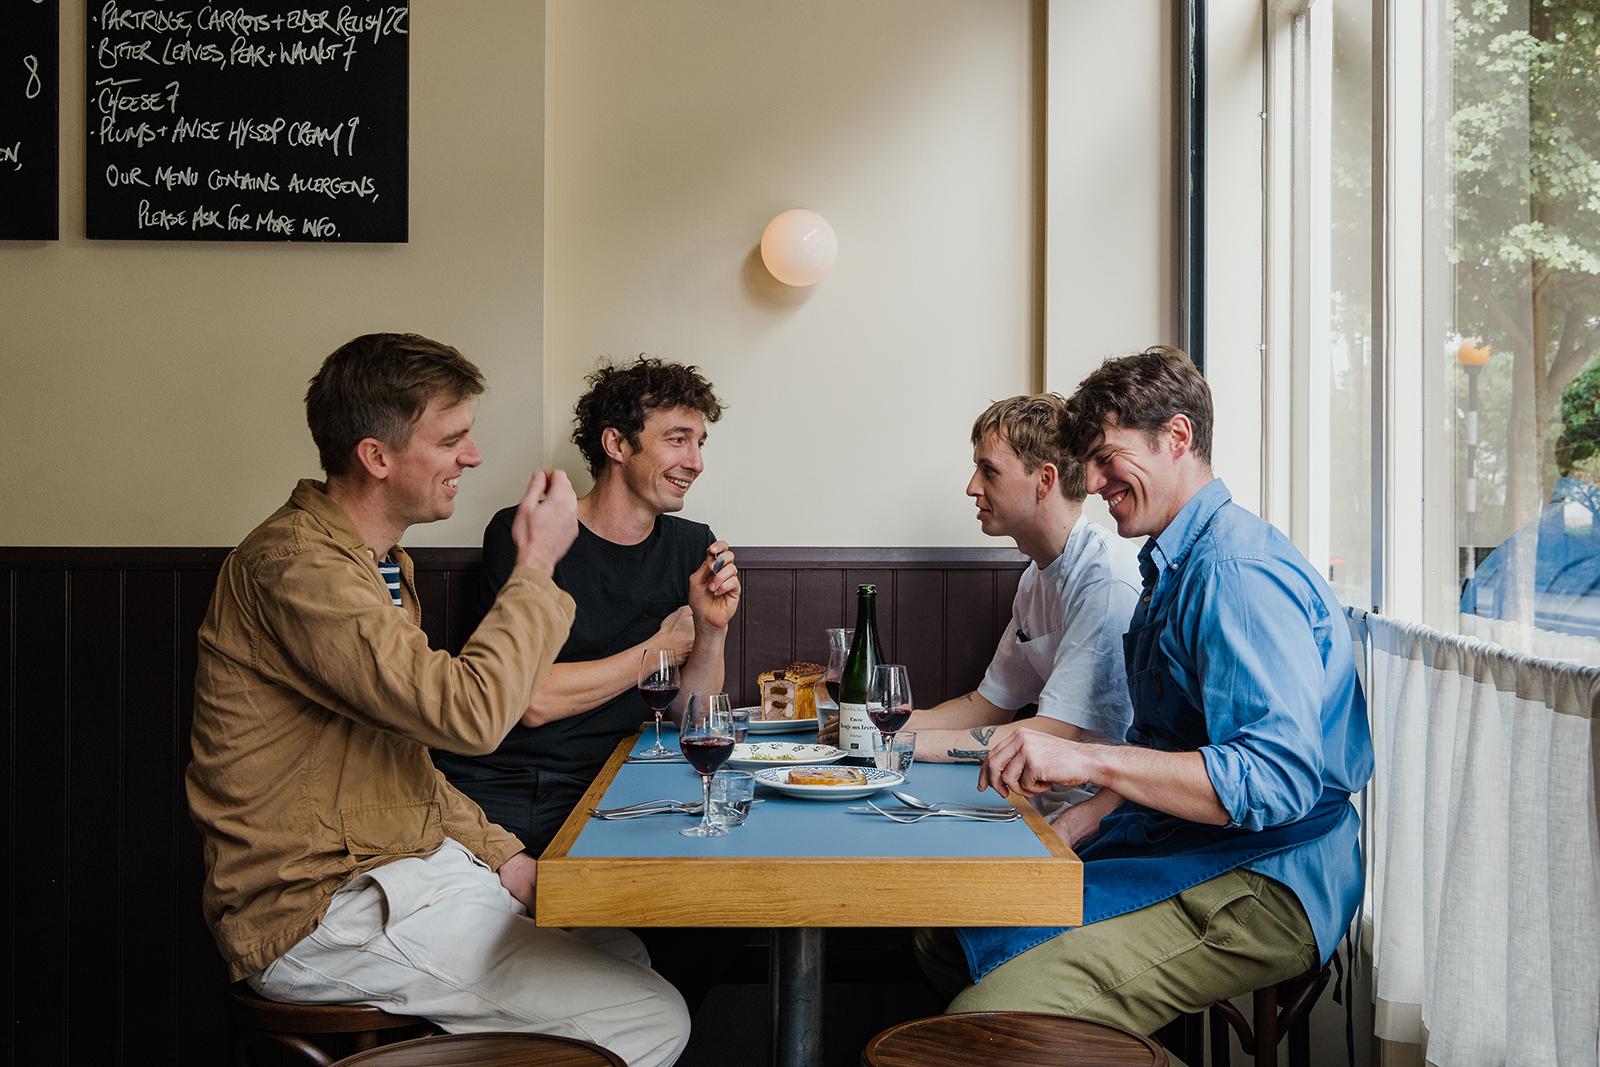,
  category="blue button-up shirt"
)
[1126,478,1370,958]
[958,478,1372,981]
